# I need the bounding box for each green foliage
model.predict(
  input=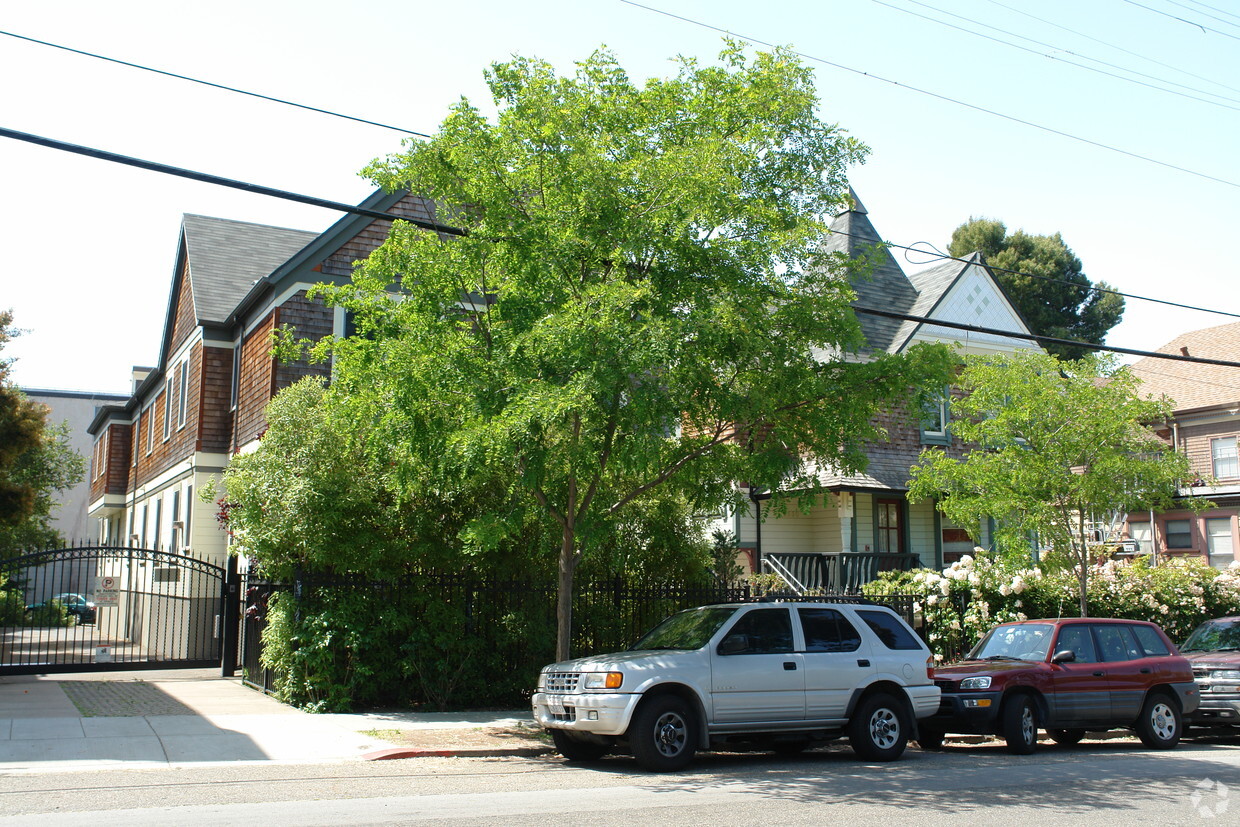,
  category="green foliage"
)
[709,529,744,582]
[25,597,74,628]
[948,218,1124,360]
[0,311,83,550]
[866,553,1240,661]
[303,42,955,659]
[909,351,1203,615]
[0,584,26,625]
